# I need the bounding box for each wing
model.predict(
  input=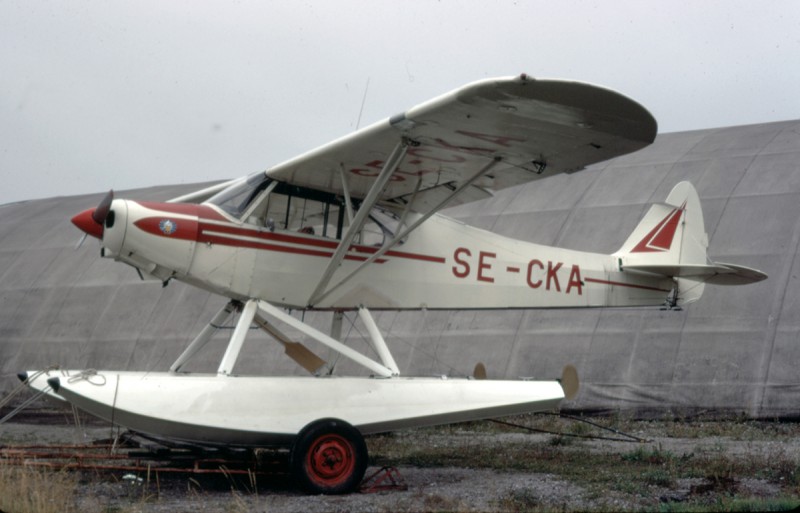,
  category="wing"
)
[265,74,657,212]
[168,179,240,204]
